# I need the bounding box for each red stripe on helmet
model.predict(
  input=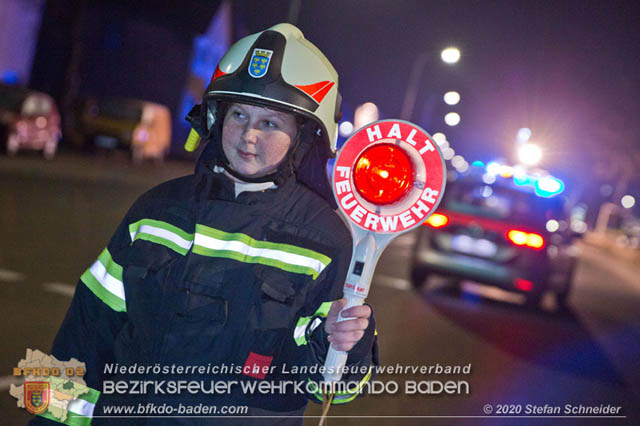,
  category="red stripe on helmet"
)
[210,64,227,83]
[311,81,334,103]
[295,81,335,104]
